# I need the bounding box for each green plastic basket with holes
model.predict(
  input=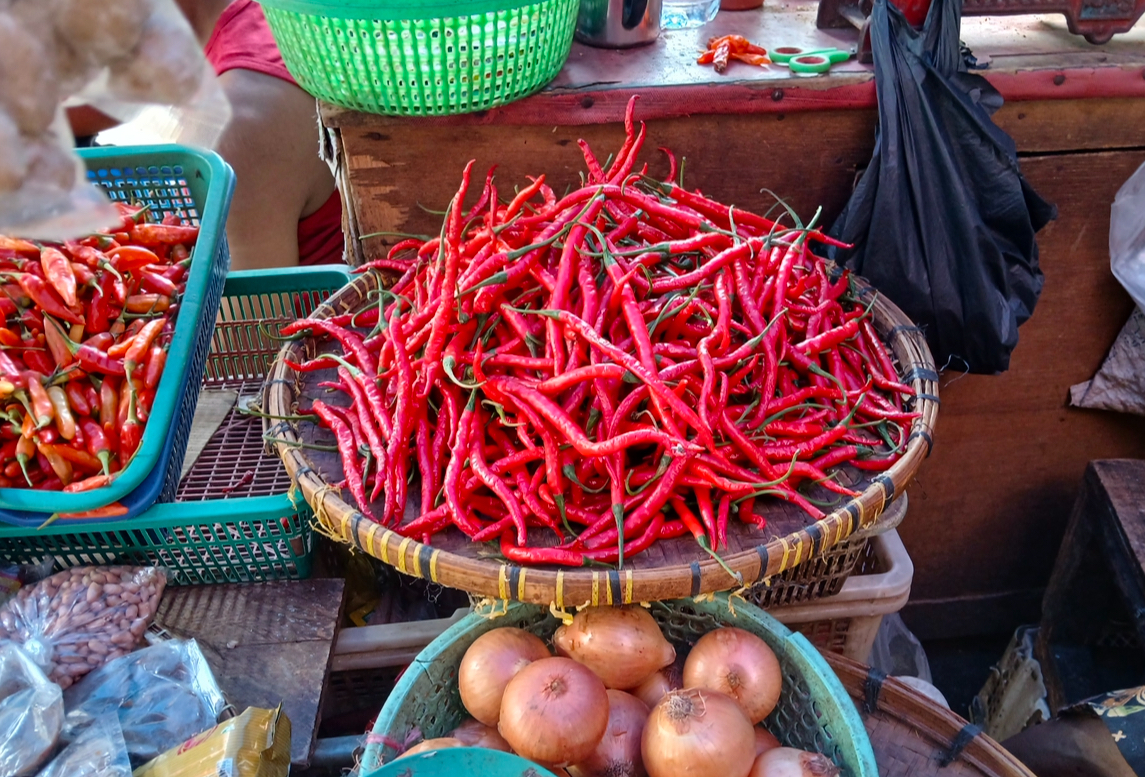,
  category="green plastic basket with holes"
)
[362,595,878,777]
[256,0,580,116]
[0,266,352,585]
